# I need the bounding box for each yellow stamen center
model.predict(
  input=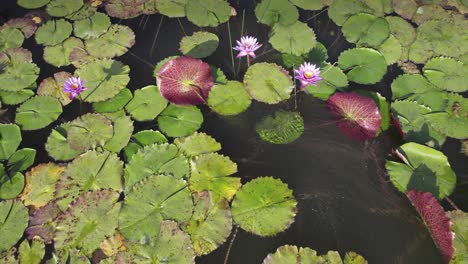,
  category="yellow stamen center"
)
[304,71,313,78]
[71,83,79,90]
